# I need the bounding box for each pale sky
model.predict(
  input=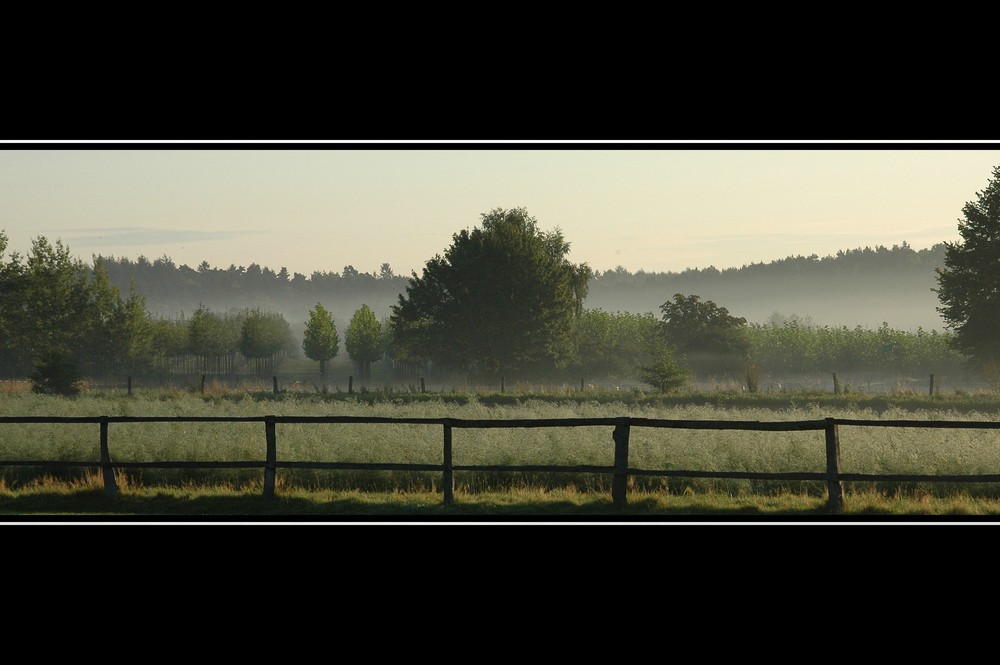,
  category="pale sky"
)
[1,143,998,276]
